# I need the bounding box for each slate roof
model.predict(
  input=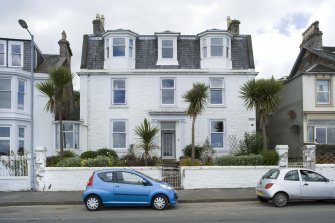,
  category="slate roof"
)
[35,54,66,73]
[80,31,255,70]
